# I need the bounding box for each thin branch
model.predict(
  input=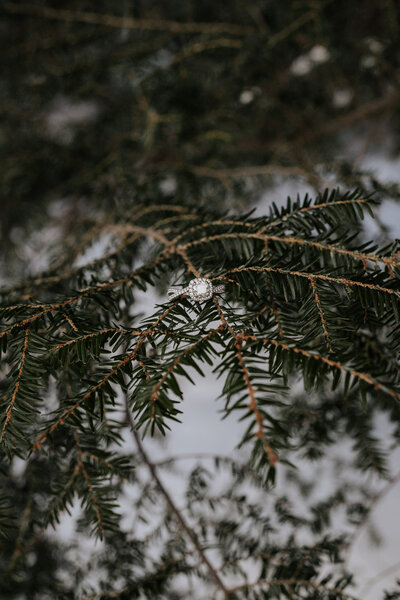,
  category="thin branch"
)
[267,198,371,227]
[178,230,400,271]
[238,332,400,401]
[1,326,30,441]
[171,38,243,65]
[62,311,78,332]
[4,3,255,36]
[124,397,231,599]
